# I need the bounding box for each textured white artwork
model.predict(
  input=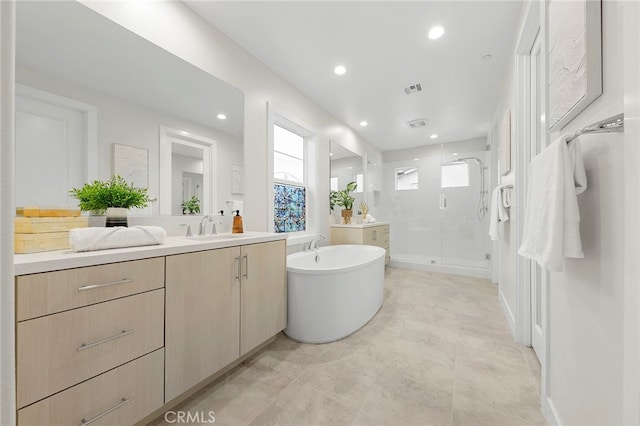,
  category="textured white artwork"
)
[231,164,244,195]
[548,0,602,130]
[500,110,511,176]
[113,144,149,188]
